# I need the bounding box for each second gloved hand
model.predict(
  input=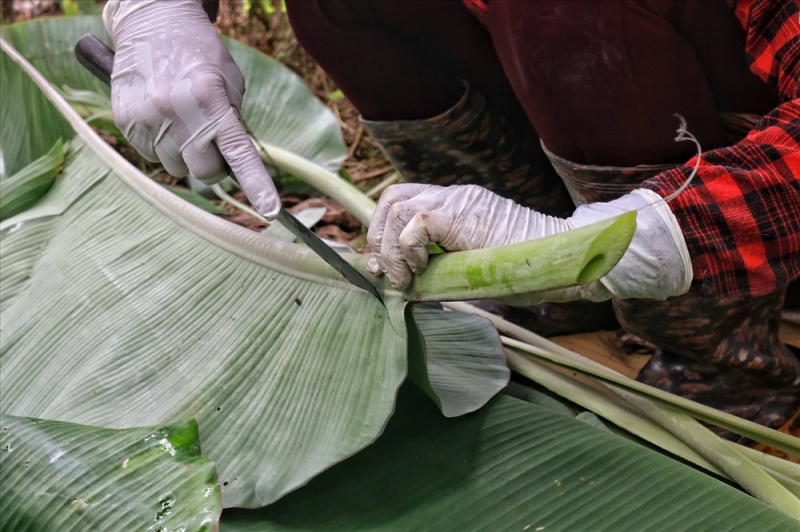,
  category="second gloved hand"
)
[104,0,280,218]
[367,184,692,301]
